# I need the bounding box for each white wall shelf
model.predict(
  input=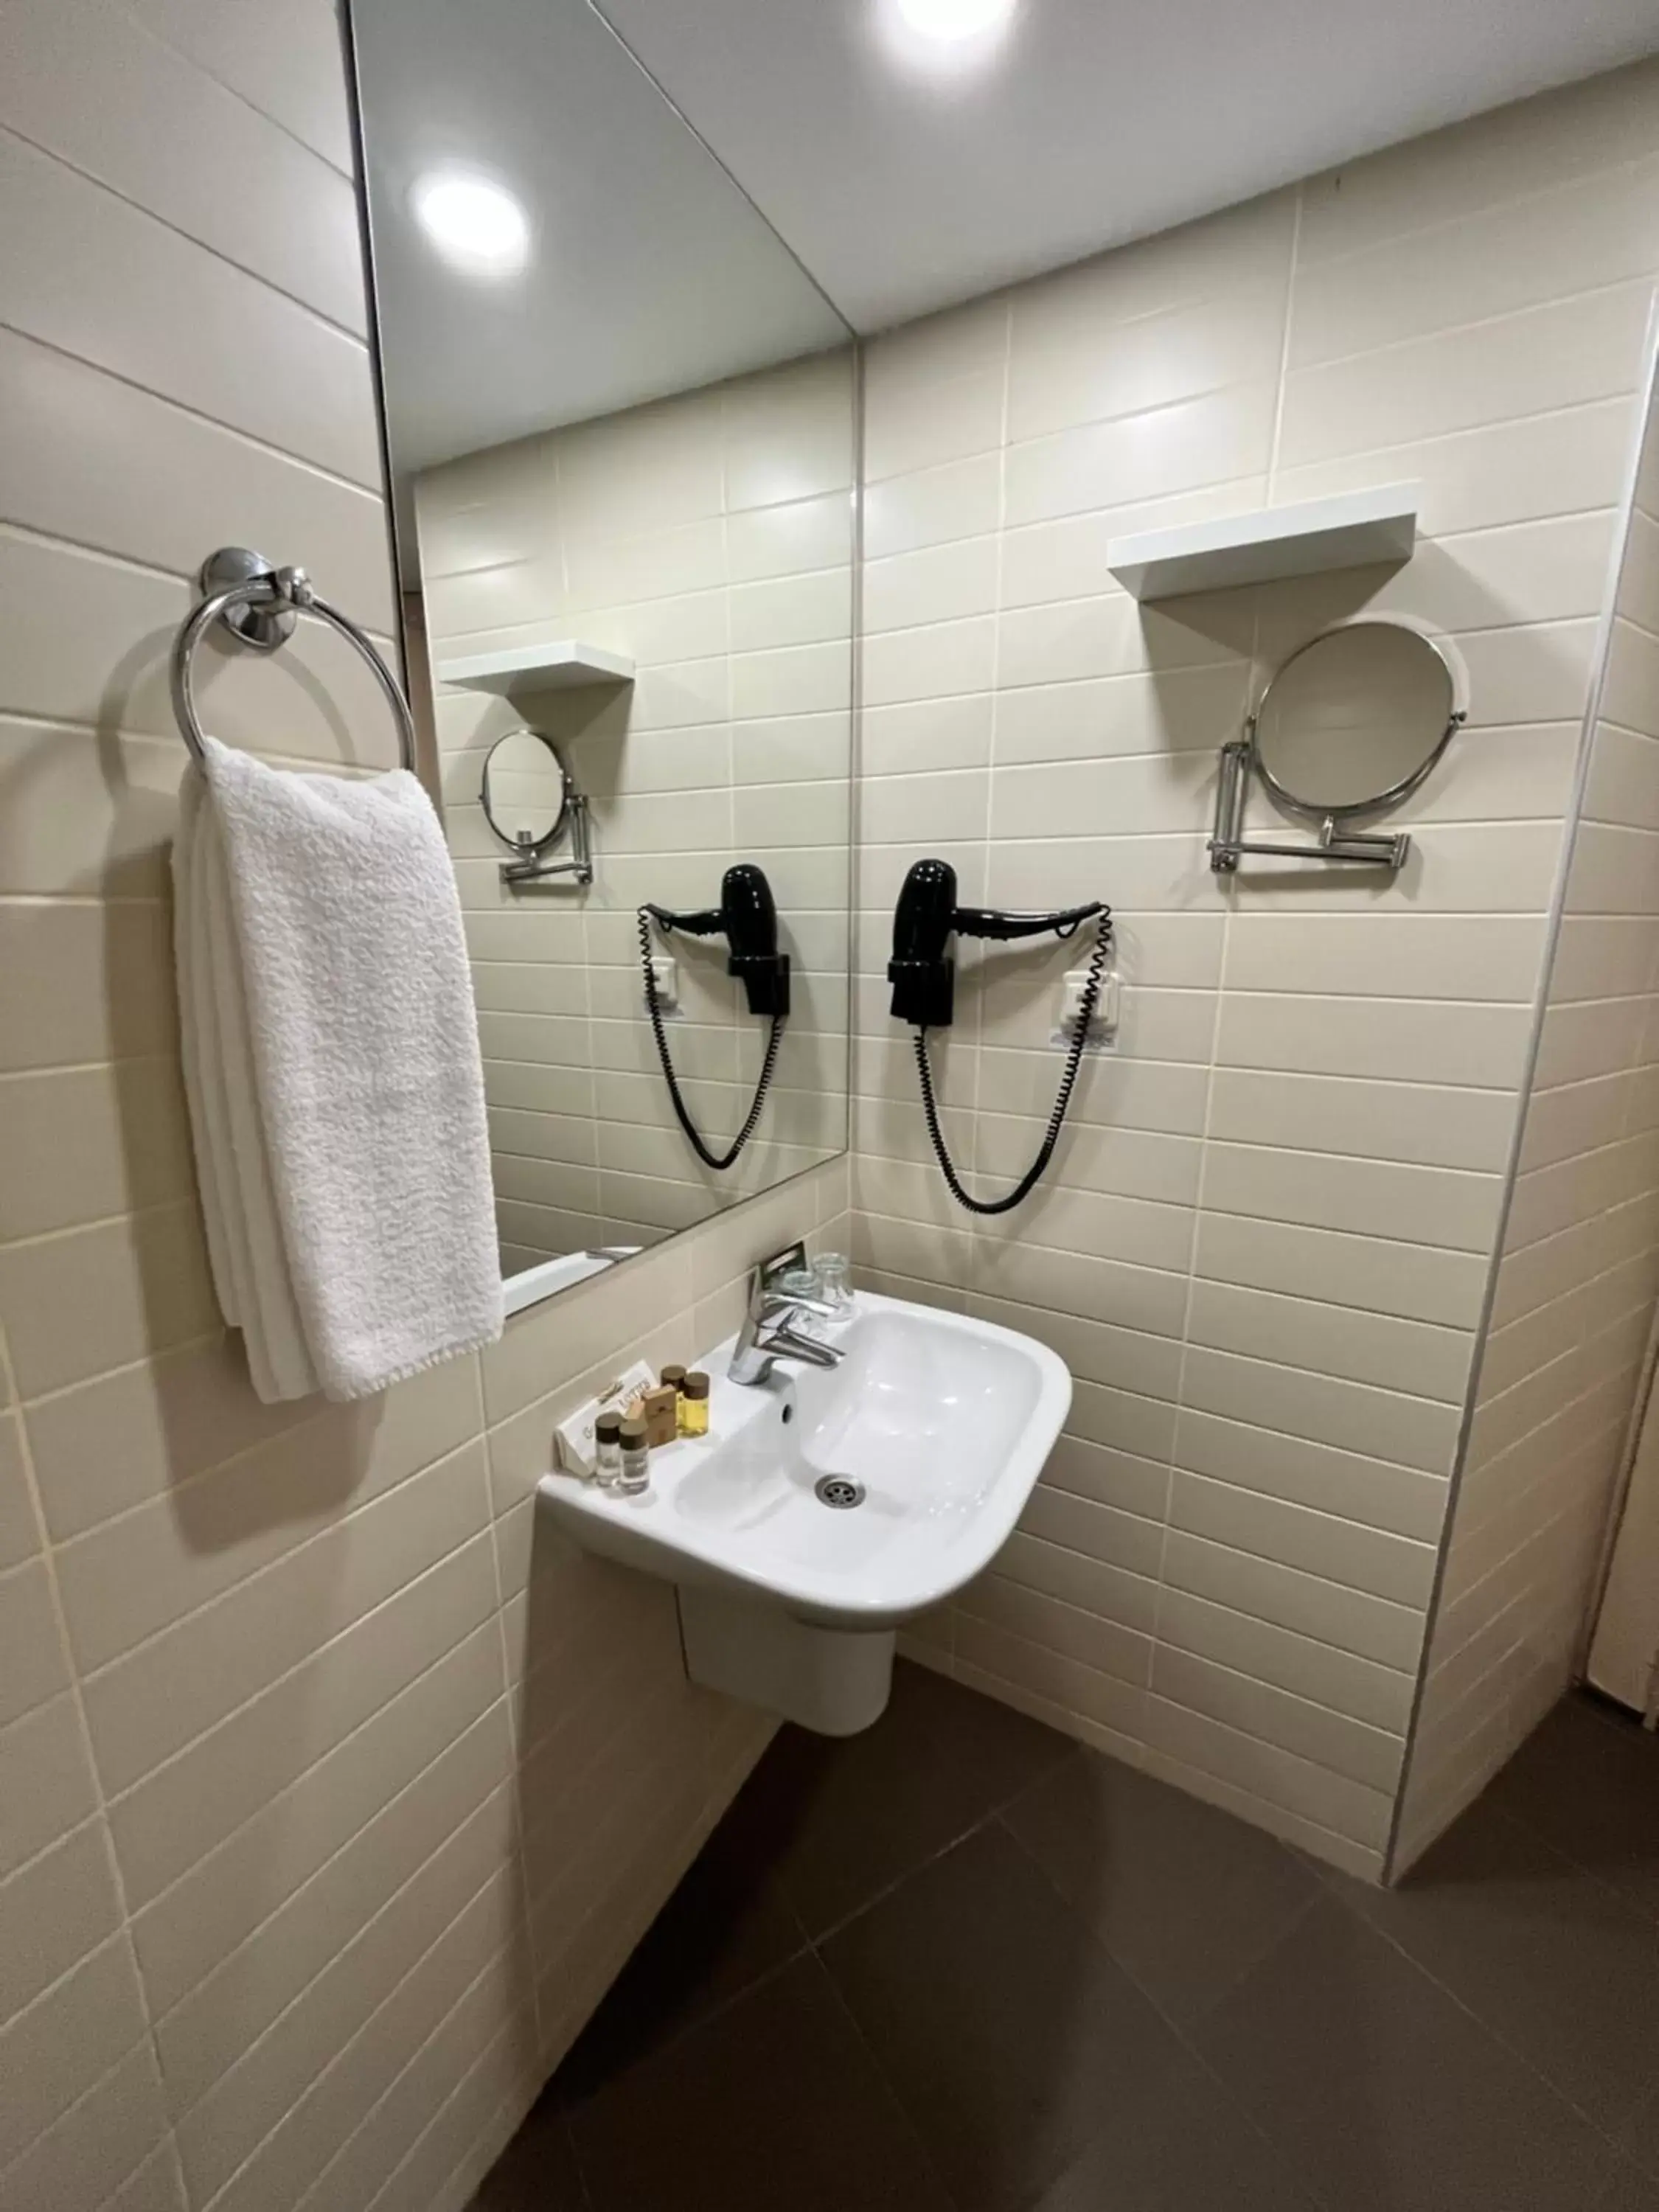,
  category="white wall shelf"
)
[1107,483,1421,602]
[436,640,636,697]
